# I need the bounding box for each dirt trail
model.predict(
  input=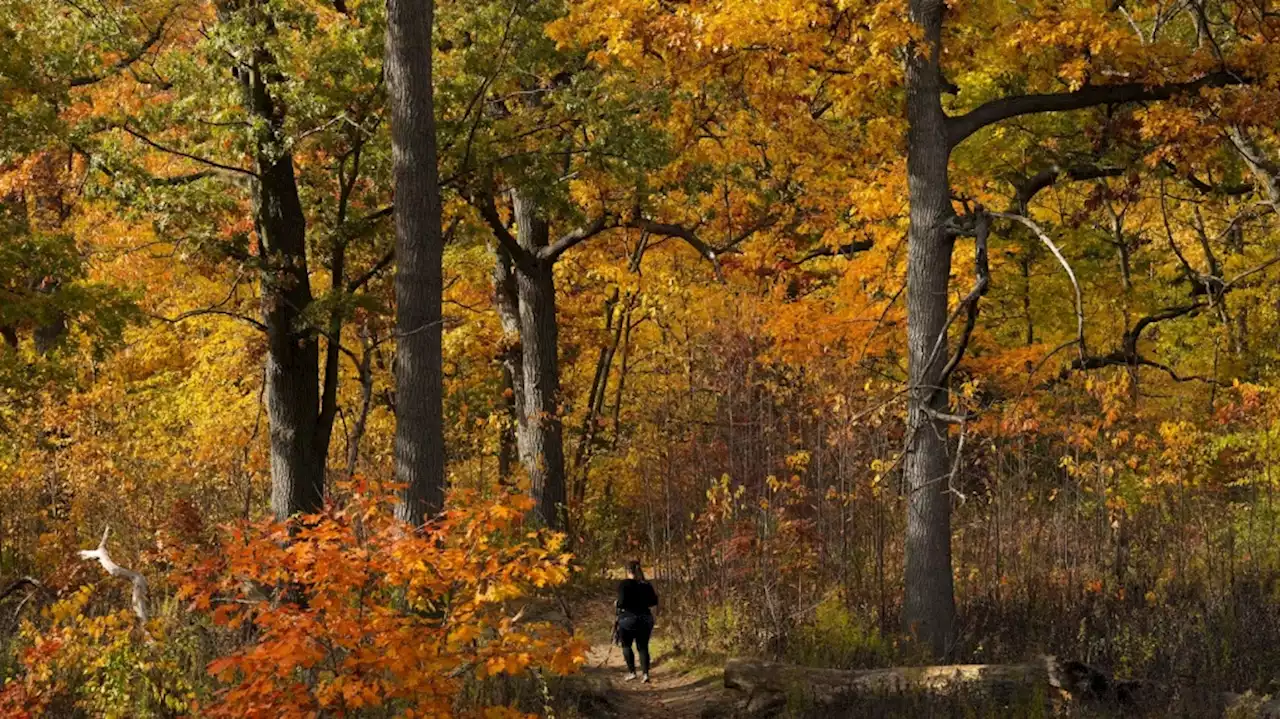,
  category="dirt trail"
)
[574,593,725,718]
